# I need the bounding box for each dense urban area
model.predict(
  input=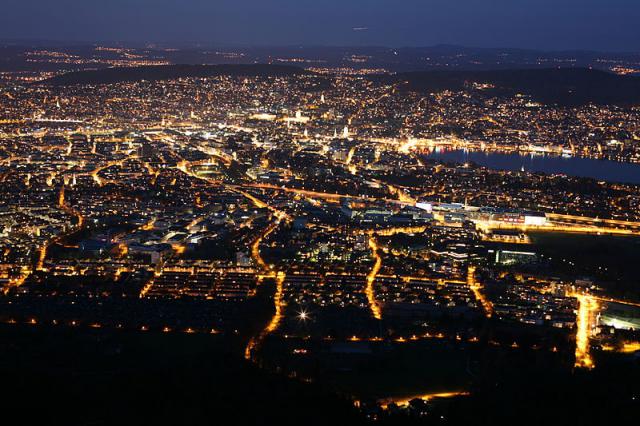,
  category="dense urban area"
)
[1,44,640,424]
